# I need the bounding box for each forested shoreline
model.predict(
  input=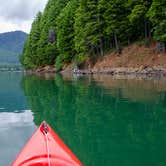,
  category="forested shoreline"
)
[20,0,166,71]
